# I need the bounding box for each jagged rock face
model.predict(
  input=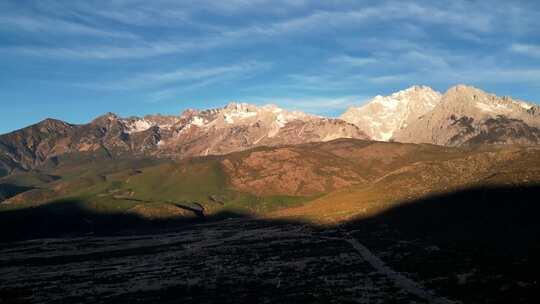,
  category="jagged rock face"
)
[0,119,75,173]
[393,85,540,146]
[0,103,368,176]
[464,116,540,146]
[122,114,180,134]
[341,86,442,141]
[3,84,538,178]
[0,115,156,174]
[155,102,368,158]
